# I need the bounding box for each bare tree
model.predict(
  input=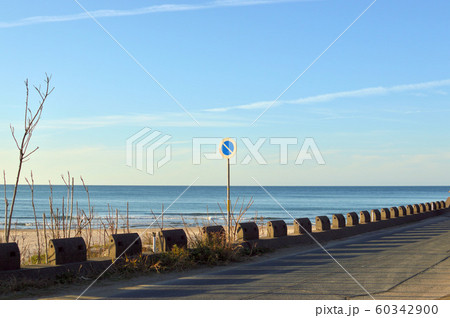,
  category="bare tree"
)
[4,74,54,243]
[2,171,8,243]
[25,171,41,263]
